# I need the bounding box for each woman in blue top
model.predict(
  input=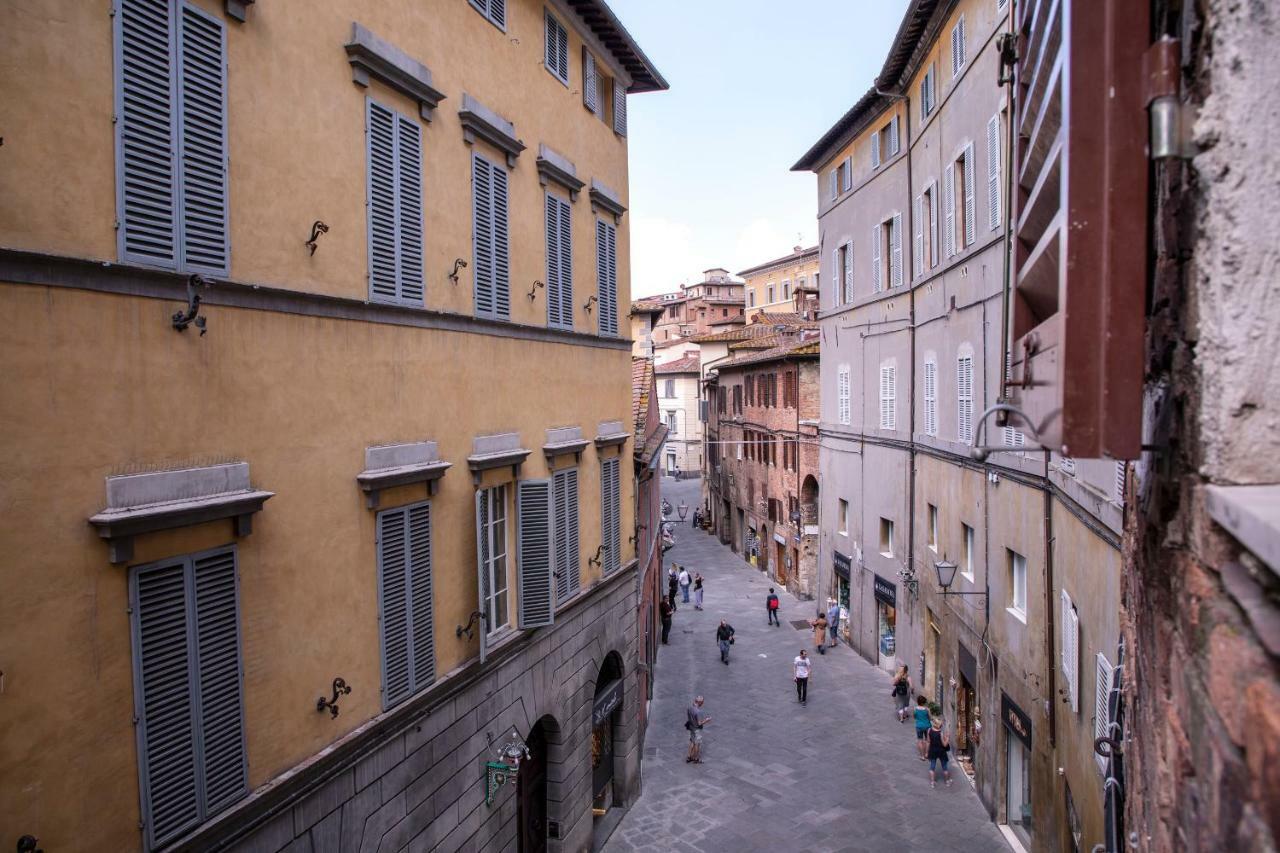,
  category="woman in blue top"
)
[914,695,931,760]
